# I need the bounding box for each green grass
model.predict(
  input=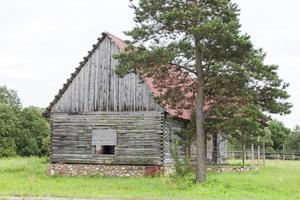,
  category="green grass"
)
[0,157,300,200]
